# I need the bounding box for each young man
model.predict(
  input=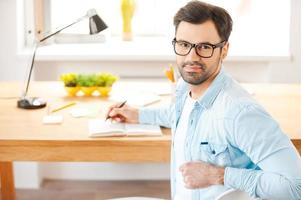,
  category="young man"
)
[106,1,301,199]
